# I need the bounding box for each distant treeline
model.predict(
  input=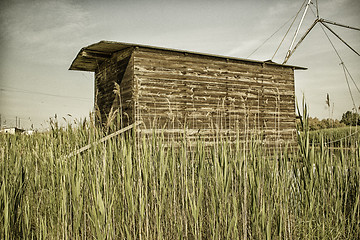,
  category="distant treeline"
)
[298,110,360,131]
